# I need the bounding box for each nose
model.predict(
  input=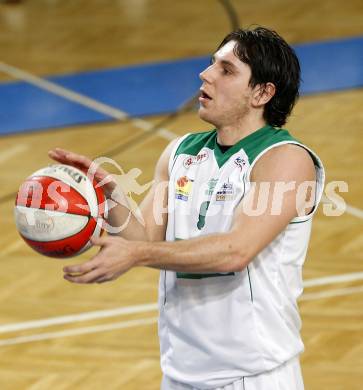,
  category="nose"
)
[199,64,213,83]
